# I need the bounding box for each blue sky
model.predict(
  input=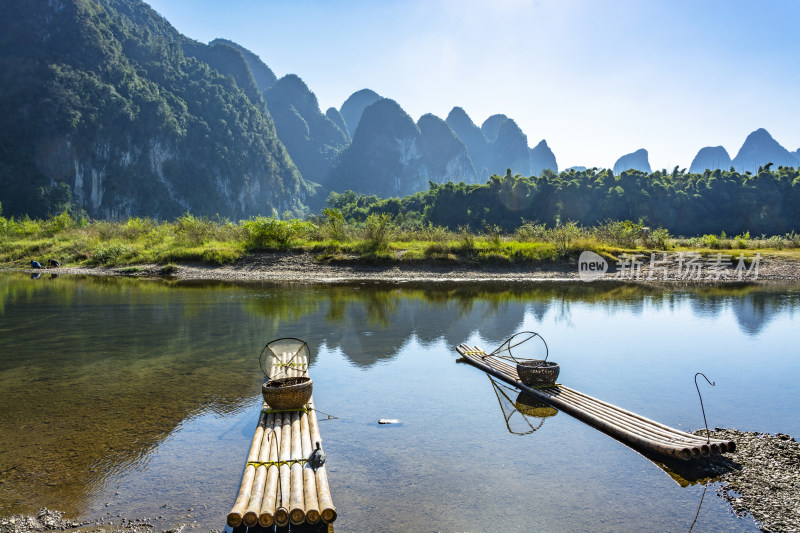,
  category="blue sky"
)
[145,0,800,171]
